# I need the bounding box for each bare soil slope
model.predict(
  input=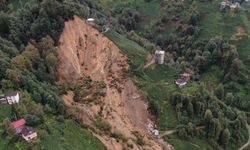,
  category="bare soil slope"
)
[58,15,173,150]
